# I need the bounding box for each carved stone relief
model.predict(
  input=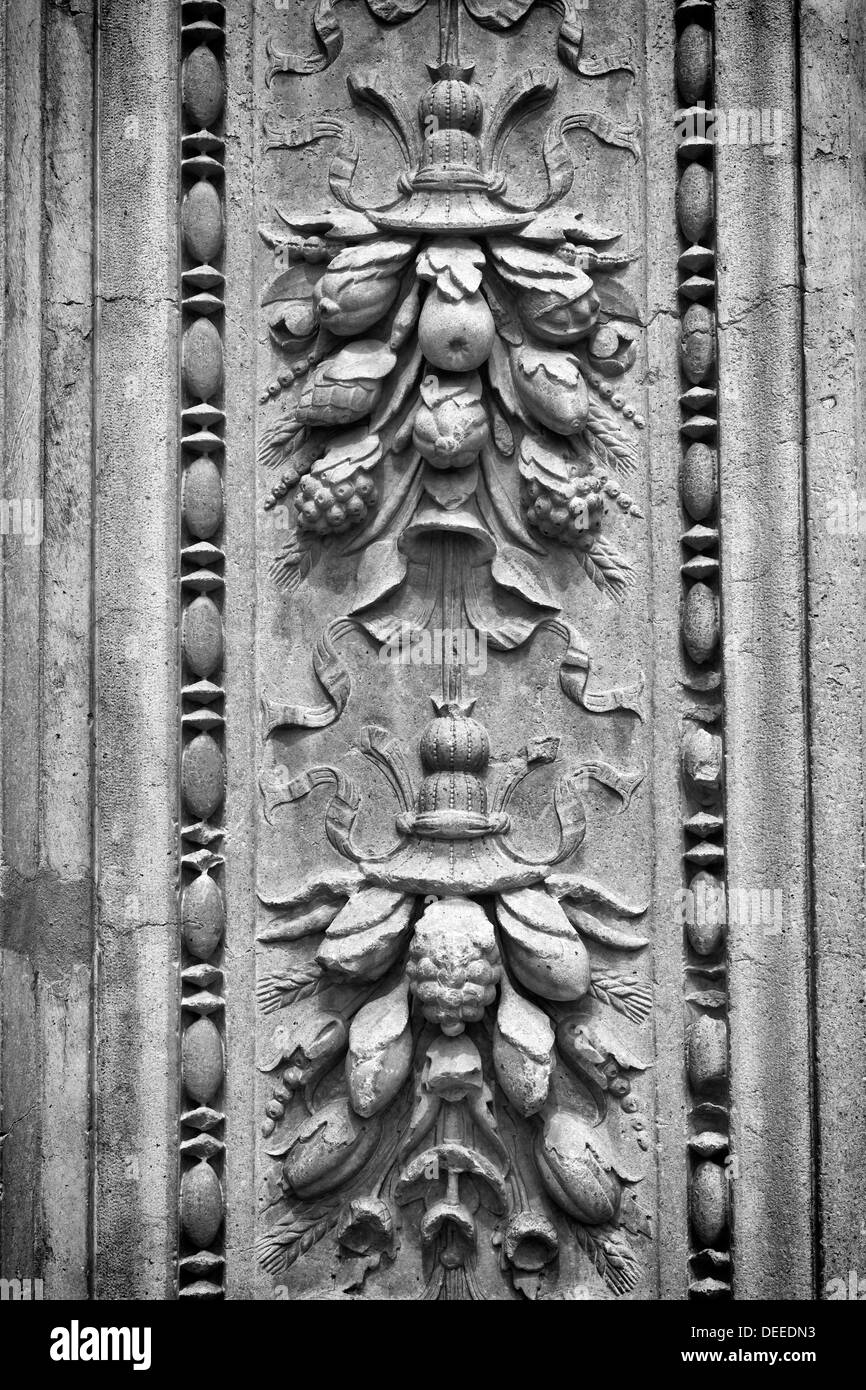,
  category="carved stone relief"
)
[250,0,662,1300]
